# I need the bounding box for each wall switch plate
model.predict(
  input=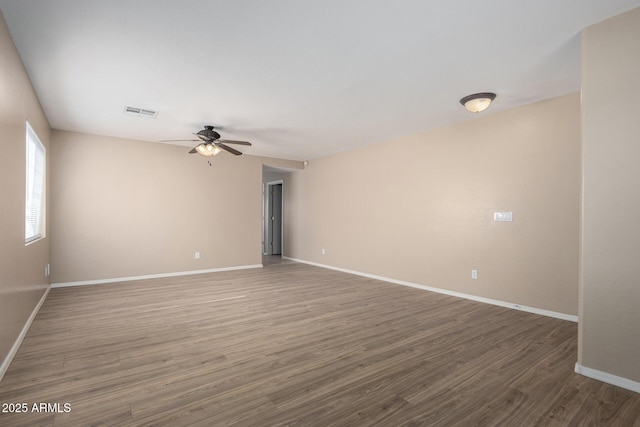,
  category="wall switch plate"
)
[195,252,201,259]
[471,269,478,280]
[494,212,513,222]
